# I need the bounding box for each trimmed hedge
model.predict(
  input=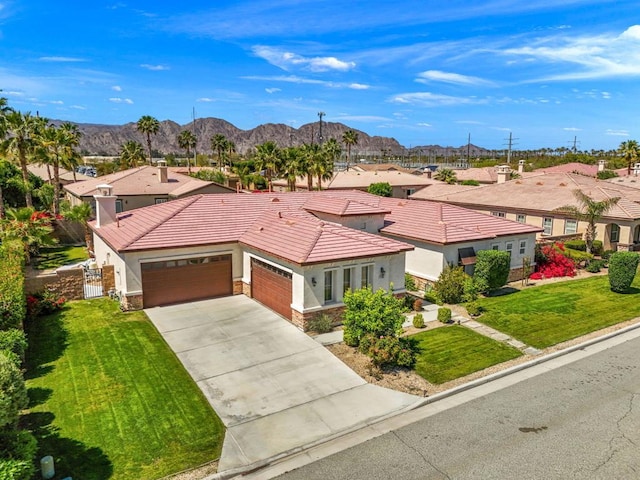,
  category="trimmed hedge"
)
[0,242,26,331]
[438,307,452,323]
[564,239,603,255]
[474,250,510,292]
[608,252,640,293]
